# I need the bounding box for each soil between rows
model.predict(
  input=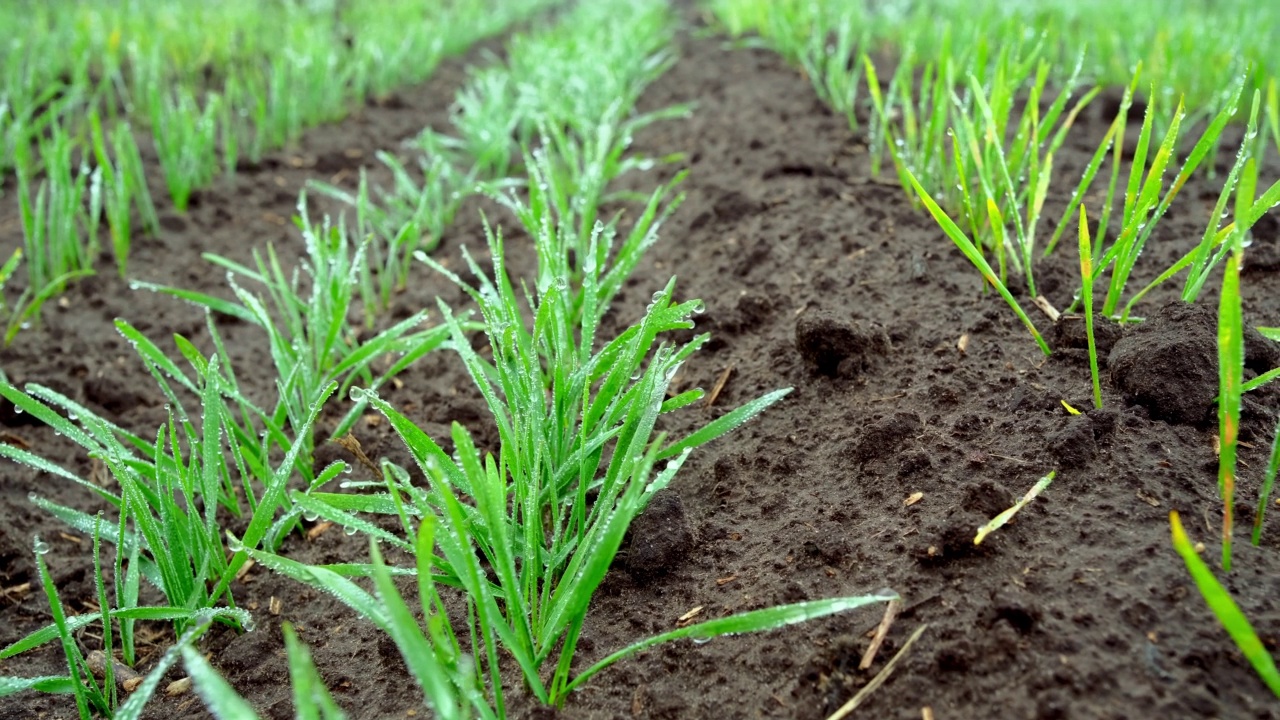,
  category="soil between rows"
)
[4,7,1280,720]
